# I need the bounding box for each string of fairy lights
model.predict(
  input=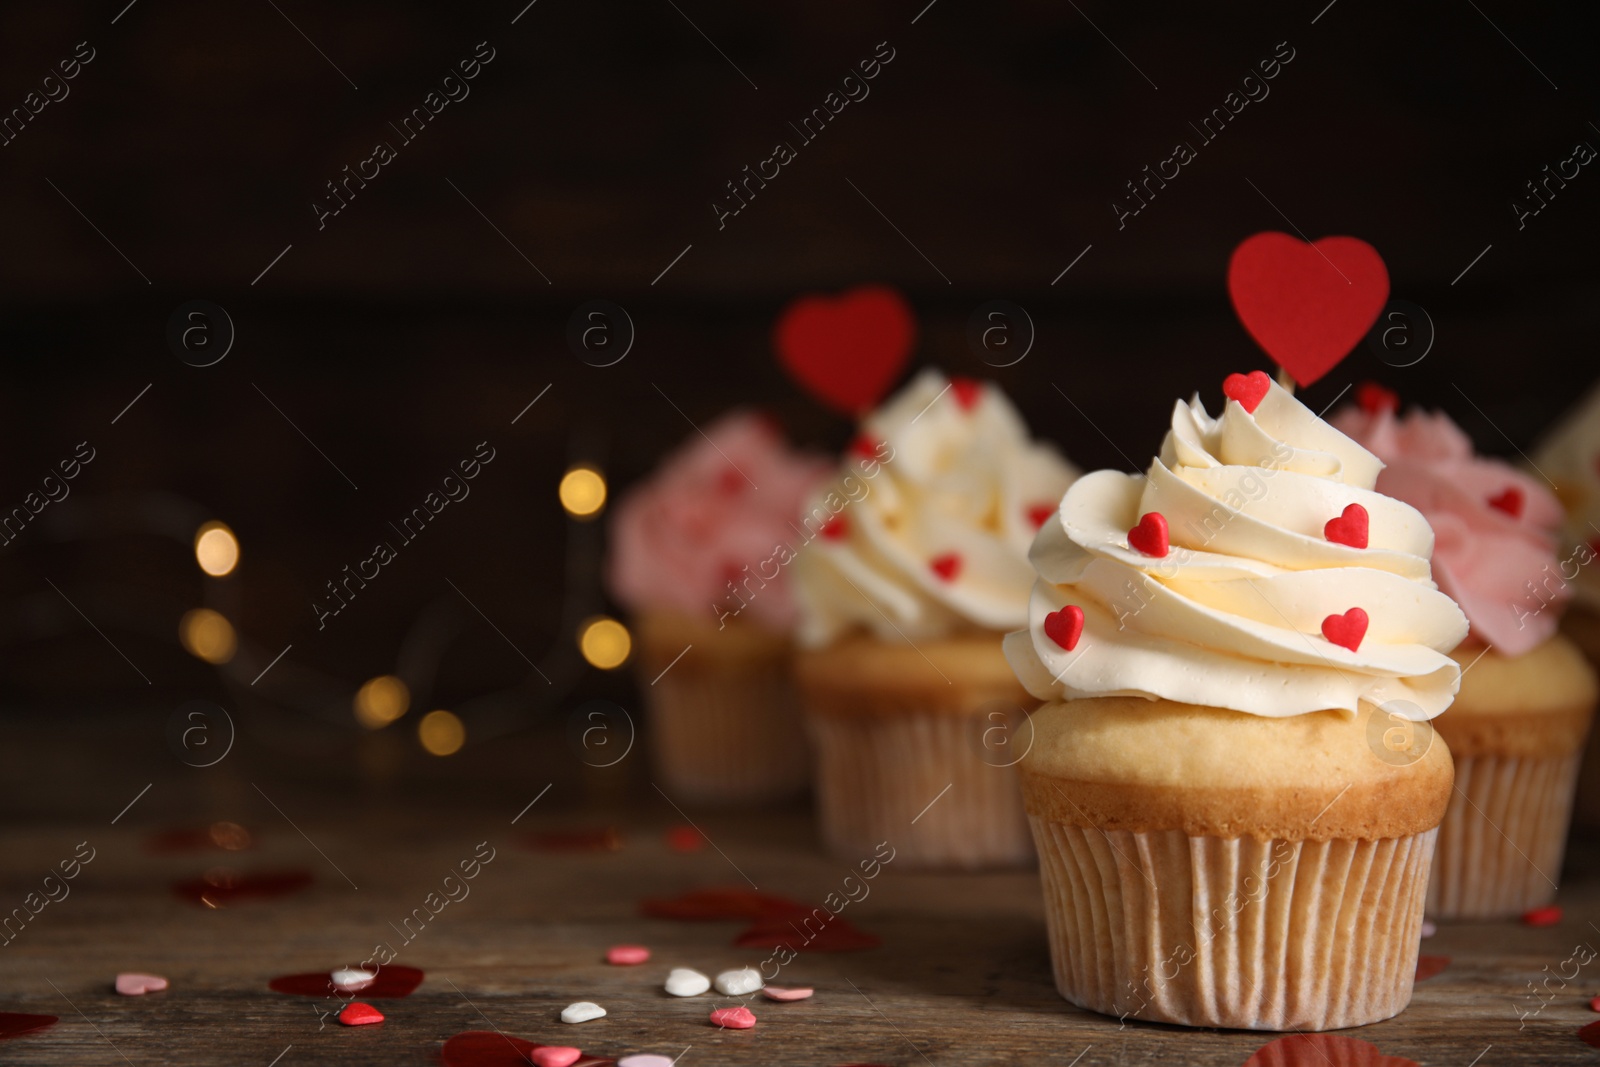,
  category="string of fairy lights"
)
[121,461,635,758]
